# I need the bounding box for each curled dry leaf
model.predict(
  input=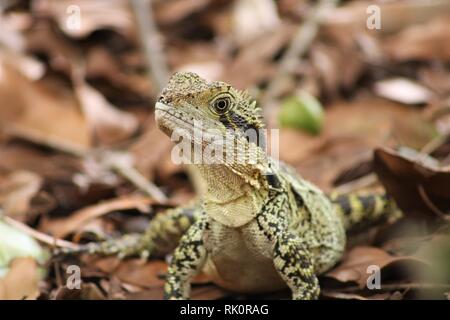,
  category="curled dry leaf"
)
[40,196,153,239]
[325,246,429,289]
[374,147,450,219]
